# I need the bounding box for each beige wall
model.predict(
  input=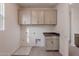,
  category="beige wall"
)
[0,3,20,55]
[69,4,79,56]
[56,4,70,56]
[71,7,79,46]
[20,25,27,47]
